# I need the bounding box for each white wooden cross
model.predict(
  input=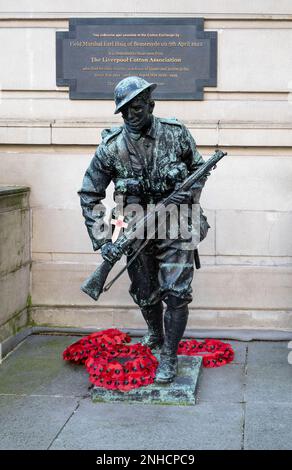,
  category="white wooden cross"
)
[111,215,128,242]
